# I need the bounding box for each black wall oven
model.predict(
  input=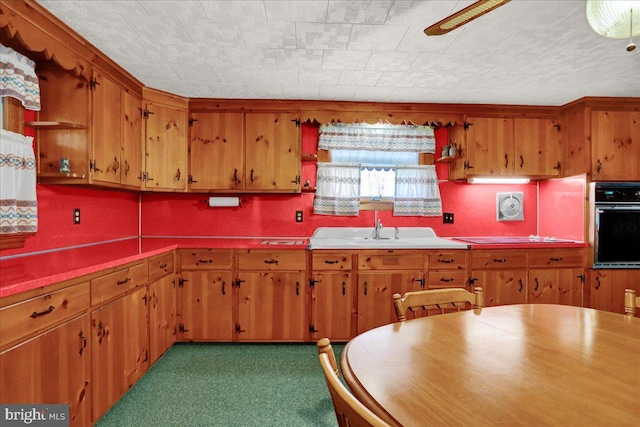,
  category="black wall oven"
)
[594,182,640,268]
